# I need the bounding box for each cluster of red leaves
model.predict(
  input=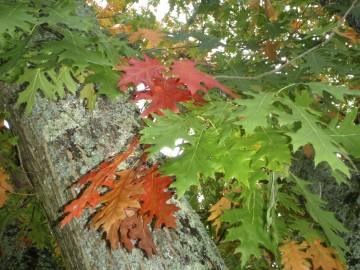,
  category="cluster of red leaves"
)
[280,240,346,270]
[60,138,179,256]
[117,54,238,116]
